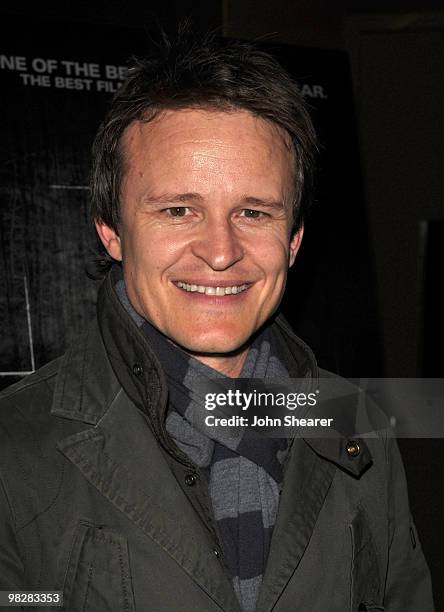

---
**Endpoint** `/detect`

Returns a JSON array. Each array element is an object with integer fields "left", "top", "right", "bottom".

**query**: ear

[
  {"left": 95, "top": 219, "right": 123, "bottom": 261},
  {"left": 288, "top": 225, "right": 304, "bottom": 267}
]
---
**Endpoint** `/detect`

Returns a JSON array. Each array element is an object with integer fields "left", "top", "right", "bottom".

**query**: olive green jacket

[{"left": 0, "top": 273, "right": 434, "bottom": 611}]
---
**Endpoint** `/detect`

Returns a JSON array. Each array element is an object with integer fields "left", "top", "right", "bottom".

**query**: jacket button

[
  {"left": 132, "top": 363, "right": 143, "bottom": 376},
  {"left": 185, "top": 473, "right": 197, "bottom": 486},
  {"left": 346, "top": 440, "right": 360, "bottom": 457},
  {"left": 213, "top": 548, "right": 220, "bottom": 557}
]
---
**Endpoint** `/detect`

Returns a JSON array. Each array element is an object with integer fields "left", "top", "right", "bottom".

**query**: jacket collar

[{"left": 52, "top": 267, "right": 166, "bottom": 419}]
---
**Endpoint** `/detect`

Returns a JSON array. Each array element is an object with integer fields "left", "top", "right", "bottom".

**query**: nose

[{"left": 190, "top": 218, "right": 244, "bottom": 270}]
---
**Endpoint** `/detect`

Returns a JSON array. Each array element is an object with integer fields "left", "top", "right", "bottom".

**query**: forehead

[{"left": 120, "top": 108, "right": 295, "bottom": 197}]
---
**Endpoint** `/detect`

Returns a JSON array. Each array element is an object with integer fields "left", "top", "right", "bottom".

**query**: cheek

[
  {"left": 255, "top": 235, "right": 290, "bottom": 272},
  {"left": 122, "top": 227, "right": 186, "bottom": 272},
  {"left": 254, "top": 240, "right": 290, "bottom": 308}
]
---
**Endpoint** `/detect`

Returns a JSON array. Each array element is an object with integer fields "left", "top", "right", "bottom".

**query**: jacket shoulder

[
  {"left": 0, "top": 357, "right": 61, "bottom": 403},
  {"left": 0, "top": 356, "right": 82, "bottom": 530},
  {"left": 0, "top": 355, "right": 66, "bottom": 446},
  {"left": 0, "top": 358, "right": 62, "bottom": 430}
]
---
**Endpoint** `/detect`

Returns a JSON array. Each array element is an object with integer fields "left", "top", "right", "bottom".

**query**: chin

[{"left": 174, "top": 330, "right": 250, "bottom": 357}]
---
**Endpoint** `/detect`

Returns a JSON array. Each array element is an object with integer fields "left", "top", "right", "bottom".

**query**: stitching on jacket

[
  {"left": 117, "top": 539, "right": 132, "bottom": 612},
  {"left": 0, "top": 468, "right": 27, "bottom": 582},
  {"left": 59, "top": 521, "right": 88, "bottom": 612},
  {"left": 82, "top": 560, "right": 95, "bottom": 611},
  {"left": 17, "top": 460, "right": 66, "bottom": 532}
]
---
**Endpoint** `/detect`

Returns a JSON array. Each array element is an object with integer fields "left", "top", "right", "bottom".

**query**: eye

[
  {"left": 164, "top": 207, "right": 190, "bottom": 217},
  {"left": 241, "top": 209, "right": 268, "bottom": 219}
]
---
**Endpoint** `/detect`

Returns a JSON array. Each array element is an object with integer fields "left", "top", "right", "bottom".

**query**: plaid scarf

[{"left": 115, "top": 279, "right": 290, "bottom": 612}]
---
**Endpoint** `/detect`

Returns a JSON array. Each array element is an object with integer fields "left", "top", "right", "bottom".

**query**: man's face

[{"left": 97, "top": 108, "right": 303, "bottom": 359}]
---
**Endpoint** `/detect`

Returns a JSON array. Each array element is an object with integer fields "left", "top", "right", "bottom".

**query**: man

[{"left": 0, "top": 30, "right": 434, "bottom": 611}]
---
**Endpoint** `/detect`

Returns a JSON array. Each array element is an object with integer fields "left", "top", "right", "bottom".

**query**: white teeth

[{"left": 176, "top": 282, "right": 248, "bottom": 295}]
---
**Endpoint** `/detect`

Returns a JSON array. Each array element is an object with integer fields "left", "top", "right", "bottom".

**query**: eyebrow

[
  {"left": 141, "top": 192, "right": 204, "bottom": 205},
  {"left": 241, "top": 196, "right": 285, "bottom": 210},
  {"left": 141, "top": 192, "right": 284, "bottom": 209}
]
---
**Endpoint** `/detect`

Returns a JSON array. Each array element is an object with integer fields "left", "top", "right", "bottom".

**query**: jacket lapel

[{"left": 52, "top": 323, "right": 241, "bottom": 612}]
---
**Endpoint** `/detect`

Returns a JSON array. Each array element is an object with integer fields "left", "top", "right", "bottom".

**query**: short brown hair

[{"left": 90, "top": 26, "right": 318, "bottom": 275}]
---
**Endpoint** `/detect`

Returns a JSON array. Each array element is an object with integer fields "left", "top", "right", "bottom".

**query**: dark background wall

[{"left": 1, "top": 1, "right": 443, "bottom": 607}]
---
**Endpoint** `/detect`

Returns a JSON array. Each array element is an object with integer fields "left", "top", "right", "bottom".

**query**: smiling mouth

[{"left": 174, "top": 281, "right": 250, "bottom": 296}]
